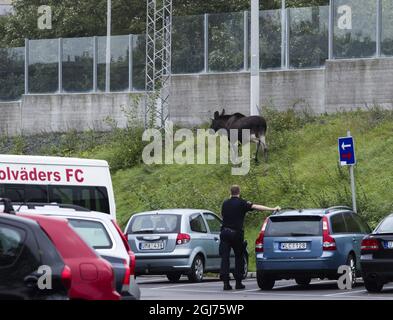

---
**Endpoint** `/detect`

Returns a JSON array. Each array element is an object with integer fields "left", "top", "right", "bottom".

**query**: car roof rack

[
  {"left": 325, "top": 206, "right": 353, "bottom": 213},
  {"left": 0, "top": 198, "right": 16, "bottom": 214},
  {"left": 14, "top": 202, "right": 91, "bottom": 212}
]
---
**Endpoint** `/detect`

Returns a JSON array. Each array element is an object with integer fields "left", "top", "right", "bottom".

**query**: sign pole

[
  {"left": 106, "top": 0, "right": 111, "bottom": 93},
  {"left": 347, "top": 131, "right": 357, "bottom": 213}
]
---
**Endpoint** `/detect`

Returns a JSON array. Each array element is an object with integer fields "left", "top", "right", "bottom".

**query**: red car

[{"left": 21, "top": 214, "right": 120, "bottom": 300}]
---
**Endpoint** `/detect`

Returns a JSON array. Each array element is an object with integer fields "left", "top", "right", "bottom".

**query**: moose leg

[
  {"left": 251, "top": 134, "right": 261, "bottom": 164},
  {"left": 260, "top": 135, "right": 268, "bottom": 162},
  {"left": 229, "top": 142, "right": 238, "bottom": 164},
  {"left": 255, "top": 141, "right": 261, "bottom": 164}
]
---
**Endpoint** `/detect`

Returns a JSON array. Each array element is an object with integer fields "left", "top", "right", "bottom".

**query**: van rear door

[{"left": 263, "top": 215, "right": 323, "bottom": 259}]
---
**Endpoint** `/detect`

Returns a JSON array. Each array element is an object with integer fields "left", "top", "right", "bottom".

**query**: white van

[{"left": 0, "top": 155, "right": 116, "bottom": 218}]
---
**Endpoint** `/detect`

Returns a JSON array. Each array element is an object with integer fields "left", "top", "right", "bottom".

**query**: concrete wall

[
  {"left": 325, "top": 58, "right": 393, "bottom": 113},
  {"left": 169, "top": 68, "right": 326, "bottom": 126},
  {"left": 0, "top": 101, "right": 21, "bottom": 136},
  {"left": 0, "top": 93, "right": 145, "bottom": 136},
  {"left": 1, "top": 57, "right": 393, "bottom": 135}
]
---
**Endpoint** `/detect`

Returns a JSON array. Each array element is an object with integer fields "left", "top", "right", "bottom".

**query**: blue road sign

[{"left": 338, "top": 136, "right": 356, "bottom": 166}]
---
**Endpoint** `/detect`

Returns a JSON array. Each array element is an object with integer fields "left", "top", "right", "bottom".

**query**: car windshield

[
  {"left": 375, "top": 216, "right": 393, "bottom": 234},
  {"left": 265, "top": 216, "right": 322, "bottom": 237},
  {"left": 127, "top": 214, "right": 181, "bottom": 234}
]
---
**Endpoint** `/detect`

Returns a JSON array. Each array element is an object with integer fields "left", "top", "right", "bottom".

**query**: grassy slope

[{"left": 100, "top": 110, "right": 393, "bottom": 271}]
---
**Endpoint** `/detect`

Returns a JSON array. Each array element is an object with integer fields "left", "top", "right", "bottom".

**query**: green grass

[{"left": 3, "top": 107, "right": 393, "bottom": 271}]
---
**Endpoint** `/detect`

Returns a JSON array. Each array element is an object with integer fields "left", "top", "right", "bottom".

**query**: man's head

[{"left": 230, "top": 185, "right": 240, "bottom": 197}]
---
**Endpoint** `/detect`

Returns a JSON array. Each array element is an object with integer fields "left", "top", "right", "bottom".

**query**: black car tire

[
  {"left": 167, "top": 273, "right": 182, "bottom": 283},
  {"left": 295, "top": 277, "right": 311, "bottom": 287},
  {"left": 364, "top": 278, "right": 384, "bottom": 293},
  {"left": 257, "top": 271, "right": 275, "bottom": 290},
  {"left": 188, "top": 255, "right": 204, "bottom": 283}
]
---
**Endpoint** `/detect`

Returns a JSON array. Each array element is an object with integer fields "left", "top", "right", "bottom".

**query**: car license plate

[
  {"left": 280, "top": 242, "right": 307, "bottom": 250},
  {"left": 385, "top": 241, "right": 393, "bottom": 249},
  {"left": 141, "top": 242, "right": 164, "bottom": 250}
]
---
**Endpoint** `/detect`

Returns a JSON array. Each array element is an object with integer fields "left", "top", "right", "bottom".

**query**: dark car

[
  {"left": 361, "top": 213, "right": 393, "bottom": 293},
  {"left": 0, "top": 210, "right": 70, "bottom": 300}
]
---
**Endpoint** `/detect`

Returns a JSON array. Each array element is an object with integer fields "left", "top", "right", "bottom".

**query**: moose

[{"left": 210, "top": 109, "right": 268, "bottom": 163}]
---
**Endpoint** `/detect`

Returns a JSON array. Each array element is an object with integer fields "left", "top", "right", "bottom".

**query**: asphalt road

[{"left": 137, "top": 276, "right": 393, "bottom": 300}]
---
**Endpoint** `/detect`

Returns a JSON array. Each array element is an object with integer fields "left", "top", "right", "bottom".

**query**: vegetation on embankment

[{"left": 2, "top": 106, "right": 393, "bottom": 270}]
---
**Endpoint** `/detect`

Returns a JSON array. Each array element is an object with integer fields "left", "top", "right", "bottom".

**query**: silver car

[{"left": 124, "top": 209, "right": 248, "bottom": 282}]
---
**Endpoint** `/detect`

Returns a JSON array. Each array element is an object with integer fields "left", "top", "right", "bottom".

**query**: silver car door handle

[{"left": 214, "top": 237, "right": 220, "bottom": 242}]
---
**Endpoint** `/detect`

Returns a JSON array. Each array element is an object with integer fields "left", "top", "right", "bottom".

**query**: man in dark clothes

[{"left": 220, "top": 185, "right": 280, "bottom": 290}]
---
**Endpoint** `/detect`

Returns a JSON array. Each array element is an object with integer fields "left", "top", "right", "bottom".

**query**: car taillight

[
  {"left": 129, "top": 251, "right": 136, "bottom": 276},
  {"left": 176, "top": 233, "right": 191, "bottom": 245},
  {"left": 322, "top": 216, "right": 336, "bottom": 251},
  {"left": 361, "top": 237, "right": 379, "bottom": 251},
  {"left": 61, "top": 265, "right": 72, "bottom": 290},
  {"left": 255, "top": 218, "right": 269, "bottom": 253},
  {"left": 122, "top": 259, "right": 131, "bottom": 286}
]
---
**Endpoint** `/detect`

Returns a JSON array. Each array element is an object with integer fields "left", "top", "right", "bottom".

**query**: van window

[
  {"left": 0, "top": 184, "right": 110, "bottom": 214},
  {"left": 265, "top": 216, "right": 322, "bottom": 237}
]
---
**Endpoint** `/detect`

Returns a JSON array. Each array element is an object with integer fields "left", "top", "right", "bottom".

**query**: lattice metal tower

[{"left": 145, "top": 0, "right": 173, "bottom": 129}]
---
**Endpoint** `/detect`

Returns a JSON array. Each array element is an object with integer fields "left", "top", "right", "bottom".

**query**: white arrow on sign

[{"left": 341, "top": 142, "right": 351, "bottom": 150}]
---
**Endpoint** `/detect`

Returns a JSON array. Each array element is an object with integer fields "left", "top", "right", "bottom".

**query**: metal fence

[{"left": 1, "top": 1, "right": 393, "bottom": 101}]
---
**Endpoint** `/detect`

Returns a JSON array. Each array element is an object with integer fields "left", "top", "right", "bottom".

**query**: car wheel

[
  {"left": 295, "top": 277, "right": 311, "bottom": 287},
  {"left": 257, "top": 271, "right": 275, "bottom": 290},
  {"left": 346, "top": 254, "right": 357, "bottom": 287},
  {"left": 188, "top": 255, "right": 204, "bottom": 283},
  {"left": 167, "top": 273, "right": 182, "bottom": 283},
  {"left": 364, "top": 278, "right": 384, "bottom": 293}
]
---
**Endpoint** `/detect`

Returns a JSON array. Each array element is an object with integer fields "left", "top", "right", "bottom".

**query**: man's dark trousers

[{"left": 219, "top": 227, "right": 244, "bottom": 281}]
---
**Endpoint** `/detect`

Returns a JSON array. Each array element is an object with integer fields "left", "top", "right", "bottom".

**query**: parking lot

[{"left": 137, "top": 276, "right": 393, "bottom": 300}]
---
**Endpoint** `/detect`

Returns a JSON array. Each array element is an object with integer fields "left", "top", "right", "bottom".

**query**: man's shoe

[
  {"left": 235, "top": 281, "right": 246, "bottom": 290},
  {"left": 223, "top": 282, "right": 233, "bottom": 291}
]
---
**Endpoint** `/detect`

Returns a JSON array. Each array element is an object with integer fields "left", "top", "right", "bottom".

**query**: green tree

[{"left": 0, "top": 0, "right": 330, "bottom": 47}]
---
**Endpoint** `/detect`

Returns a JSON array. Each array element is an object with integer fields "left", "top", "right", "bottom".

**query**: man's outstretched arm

[{"left": 252, "top": 204, "right": 281, "bottom": 212}]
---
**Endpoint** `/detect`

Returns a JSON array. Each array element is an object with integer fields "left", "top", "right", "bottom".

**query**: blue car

[{"left": 255, "top": 207, "right": 371, "bottom": 290}]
